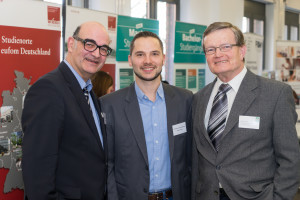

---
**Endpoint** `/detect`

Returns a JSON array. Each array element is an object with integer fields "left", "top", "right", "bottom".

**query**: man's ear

[
  {"left": 67, "top": 37, "right": 75, "bottom": 53},
  {"left": 128, "top": 55, "right": 132, "bottom": 67},
  {"left": 240, "top": 45, "right": 247, "bottom": 61}
]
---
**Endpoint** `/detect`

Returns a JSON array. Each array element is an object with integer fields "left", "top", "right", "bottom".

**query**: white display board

[{"left": 244, "top": 32, "right": 264, "bottom": 75}]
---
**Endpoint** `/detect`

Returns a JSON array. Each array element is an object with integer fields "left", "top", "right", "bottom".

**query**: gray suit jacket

[
  {"left": 191, "top": 70, "right": 300, "bottom": 200},
  {"left": 100, "top": 82, "right": 193, "bottom": 200}
]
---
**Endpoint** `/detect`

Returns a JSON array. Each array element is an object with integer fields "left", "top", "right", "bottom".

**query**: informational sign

[
  {"left": 276, "top": 41, "right": 300, "bottom": 95},
  {"left": 175, "top": 69, "right": 187, "bottom": 88},
  {"left": 244, "top": 33, "right": 264, "bottom": 75},
  {"left": 116, "top": 15, "right": 159, "bottom": 61},
  {"left": 198, "top": 69, "right": 206, "bottom": 90},
  {"left": 188, "top": 69, "right": 197, "bottom": 89},
  {"left": 0, "top": 1, "right": 61, "bottom": 199},
  {"left": 174, "top": 21, "right": 206, "bottom": 63},
  {"left": 119, "top": 68, "right": 134, "bottom": 89}
]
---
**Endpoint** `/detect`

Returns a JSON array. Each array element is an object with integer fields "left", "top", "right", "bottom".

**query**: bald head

[{"left": 72, "top": 21, "right": 110, "bottom": 44}]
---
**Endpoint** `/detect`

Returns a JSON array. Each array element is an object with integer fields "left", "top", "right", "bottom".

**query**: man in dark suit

[
  {"left": 191, "top": 22, "right": 300, "bottom": 200},
  {"left": 100, "top": 31, "right": 192, "bottom": 200},
  {"left": 21, "top": 21, "right": 112, "bottom": 200}
]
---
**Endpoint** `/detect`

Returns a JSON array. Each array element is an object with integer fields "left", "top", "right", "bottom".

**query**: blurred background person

[{"left": 92, "top": 70, "right": 114, "bottom": 98}]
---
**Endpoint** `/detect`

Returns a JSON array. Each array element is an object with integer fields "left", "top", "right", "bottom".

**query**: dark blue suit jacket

[{"left": 22, "top": 62, "right": 107, "bottom": 200}]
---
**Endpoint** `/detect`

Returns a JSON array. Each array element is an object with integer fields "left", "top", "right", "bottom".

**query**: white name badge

[
  {"left": 239, "top": 115, "right": 260, "bottom": 129},
  {"left": 172, "top": 122, "right": 187, "bottom": 136}
]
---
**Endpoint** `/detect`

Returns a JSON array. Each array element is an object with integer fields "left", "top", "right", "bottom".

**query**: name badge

[
  {"left": 239, "top": 115, "right": 260, "bottom": 129},
  {"left": 172, "top": 122, "right": 187, "bottom": 136}
]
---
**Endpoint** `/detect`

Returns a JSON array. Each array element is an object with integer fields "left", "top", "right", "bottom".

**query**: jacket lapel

[
  {"left": 124, "top": 84, "right": 149, "bottom": 165},
  {"left": 195, "top": 80, "right": 217, "bottom": 151},
  {"left": 219, "top": 70, "right": 258, "bottom": 147},
  {"left": 91, "top": 92, "right": 106, "bottom": 152},
  {"left": 163, "top": 84, "right": 175, "bottom": 161},
  {"left": 59, "top": 62, "right": 104, "bottom": 152}
]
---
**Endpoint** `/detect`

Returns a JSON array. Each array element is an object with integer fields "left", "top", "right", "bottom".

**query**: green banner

[
  {"left": 116, "top": 15, "right": 159, "bottom": 61},
  {"left": 174, "top": 22, "right": 206, "bottom": 63},
  {"left": 119, "top": 68, "right": 134, "bottom": 89},
  {"left": 198, "top": 69, "right": 205, "bottom": 90},
  {"left": 175, "top": 69, "right": 186, "bottom": 89},
  {"left": 188, "top": 69, "right": 197, "bottom": 89}
]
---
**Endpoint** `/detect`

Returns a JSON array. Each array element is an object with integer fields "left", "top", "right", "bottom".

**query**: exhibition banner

[
  {"left": 0, "top": 1, "right": 61, "bottom": 199},
  {"left": 175, "top": 69, "right": 187, "bottom": 88},
  {"left": 275, "top": 41, "right": 300, "bottom": 138},
  {"left": 275, "top": 40, "right": 300, "bottom": 92},
  {"left": 116, "top": 15, "right": 159, "bottom": 61},
  {"left": 174, "top": 21, "right": 206, "bottom": 63},
  {"left": 244, "top": 33, "right": 263, "bottom": 75},
  {"left": 198, "top": 69, "right": 205, "bottom": 90}
]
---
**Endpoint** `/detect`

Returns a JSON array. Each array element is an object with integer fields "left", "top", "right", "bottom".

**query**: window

[
  {"left": 285, "top": 11, "right": 299, "bottom": 41},
  {"left": 131, "top": 0, "right": 149, "bottom": 18},
  {"left": 243, "top": 0, "right": 265, "bottom": 70},
  {"left": 243, "top": 0, "right": 265, "bottom": 35},
  {"left": 242, "top": 17, "right": 250, "bottom": 33},
  {"left": 156, "top": 0, "right": 177, "bottom": 82}
]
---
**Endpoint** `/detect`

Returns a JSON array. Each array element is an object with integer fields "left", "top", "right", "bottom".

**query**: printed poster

[
  {"left": 0, "top": 1, "right": 61, "bottom": 199},
  {"left": 174, "top": 21, "right": 206, "bottom": 63},
  {"left": 244, "top": 33, "right": 264, "bottom": 75}
]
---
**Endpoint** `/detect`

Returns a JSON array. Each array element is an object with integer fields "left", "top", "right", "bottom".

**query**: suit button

[
  {"left": 216, "top": 165, "right": 221, "bottom": 170},
  {"left": 214, "top": 190, "right": 219, "bottom": 195},
  {"left": 144, "top": 188, "right": 148, "bottom": 193},
  {"left": 145, "top": 166, "right": 149, "bottom": 171}
]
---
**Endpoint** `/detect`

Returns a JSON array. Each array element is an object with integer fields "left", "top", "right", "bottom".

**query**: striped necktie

[
  {"left": 207, "top": 84, "right": 232, "bottom": 151},
  {"left": 83, "top": 86, "right": 91, "bottom": 110}
]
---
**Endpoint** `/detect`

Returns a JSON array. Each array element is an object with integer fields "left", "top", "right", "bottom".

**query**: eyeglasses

[
  {"left": 204, "top": 44, "right": 239, "bottom": 55},
  {"left": 73, "top": 36, "right": 112, "bottom": 56}
]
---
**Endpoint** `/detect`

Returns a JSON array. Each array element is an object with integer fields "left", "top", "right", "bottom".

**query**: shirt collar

[
  {"left": 215, "top": 66, "right": 247, "bottom": 93},
  {"left": 64, "top": 60, "right": 93, "bottom": 92},
  {"left": 135, "top": 82, "right": 165, "bottom": 101}
]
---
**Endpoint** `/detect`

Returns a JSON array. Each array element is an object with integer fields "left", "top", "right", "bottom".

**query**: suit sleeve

[
  {"left": 272, "top": 85, "right": 300, "bottom": 200},
  {"left": 22, "top": 78, "right": 64, "bottom": 200},
  {"left": 100, "top": 100, "right": 119, "bottom": 200}
]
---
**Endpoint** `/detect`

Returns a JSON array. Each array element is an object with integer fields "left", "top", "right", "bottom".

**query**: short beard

[{"left": 134, "top": 68, "right": 162, "bottom": 82}]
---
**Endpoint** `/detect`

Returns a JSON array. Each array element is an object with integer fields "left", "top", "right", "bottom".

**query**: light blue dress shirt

[
  {"left": 64, "top": 60, "right": 103, "bottom": 147},
  {"left": 135, "top": 82, "right": 171, "bottom": 192}
]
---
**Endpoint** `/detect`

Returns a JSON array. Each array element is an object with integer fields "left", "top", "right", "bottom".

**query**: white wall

[
  {"left": 286, "top": 0, "right": 300, "bottom": 11},
  {"left": 89, "top": 0, "right": 131, "bottom": 15}
]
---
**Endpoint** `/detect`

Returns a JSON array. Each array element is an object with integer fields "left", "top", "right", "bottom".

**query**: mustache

[{"left": 142, "top": 63, "right": 155, "bottom": 67}]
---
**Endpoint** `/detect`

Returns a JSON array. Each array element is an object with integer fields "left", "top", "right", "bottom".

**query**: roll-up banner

[
  {"left": 0, "top": 0, "right": 61, "bottom": 199},
  {"left": 173, "top": 21, "right": 206, "bottom": 93}
]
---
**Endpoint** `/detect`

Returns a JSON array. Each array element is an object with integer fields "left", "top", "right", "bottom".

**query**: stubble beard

[{"left": 134, "top": 65, "right": 162, "bottom": 82}]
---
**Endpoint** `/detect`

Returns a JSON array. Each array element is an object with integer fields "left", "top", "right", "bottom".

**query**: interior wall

[
  {"left": 89, "top": 0, "right": 131, "bottom": 15},
  {"left": 286, "top": 0, "right": 300, "bottom": 11}
]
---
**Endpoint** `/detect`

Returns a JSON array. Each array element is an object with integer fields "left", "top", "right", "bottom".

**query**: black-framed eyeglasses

[
  {"left": 204, "top": 44, "right": 239, "bottom": 55},
  {"left": 73, "top": 36, "right": 112, "bottom": 56}
]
